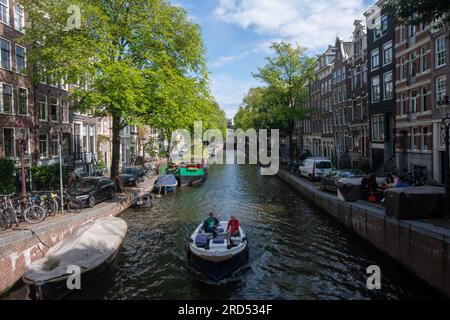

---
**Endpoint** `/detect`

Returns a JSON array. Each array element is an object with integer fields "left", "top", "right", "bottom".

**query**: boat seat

[
  {"left": 213, "top": 235, "right": 226, "bottom": 244},
  {"left": 195, "top": 234, "right": 209, "bottom": 247},
  {"left": 230, "top": 236, "right": 242, "bottom": 245}
]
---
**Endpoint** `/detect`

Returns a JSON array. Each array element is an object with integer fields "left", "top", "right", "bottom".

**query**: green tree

[
  {"left": 21, "top": 0, "right": 207, "bottom": 183},
  {"left": 252, "top": 42, "right": 316, "bottom": 160},
  {"left": 385, "top": 0, "right": 450, "bottom": 27}
]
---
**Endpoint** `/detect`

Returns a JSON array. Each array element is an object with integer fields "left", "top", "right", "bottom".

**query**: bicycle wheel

[
  {"left": 0, "top": 209, "right": 8, "bottom": 231},
  {"left": 66, "top": 199, "right": 84, "bottom": 213},
  {"left": 24, "top": 206, "right": 46, "bottom": 224}
]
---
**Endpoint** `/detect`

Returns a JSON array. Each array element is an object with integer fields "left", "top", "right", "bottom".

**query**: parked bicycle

[
  {"left": 60, "top": 191, "right": 84, "bottom": 213},
  {"left": 0, "top": 194, "right": 47, "bottom": 226}
]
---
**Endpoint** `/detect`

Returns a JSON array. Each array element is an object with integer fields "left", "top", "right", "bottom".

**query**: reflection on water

[{"left": 69, "top": 161, "right": 442, "bottom": 300}]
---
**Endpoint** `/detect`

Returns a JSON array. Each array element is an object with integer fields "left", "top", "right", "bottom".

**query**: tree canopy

[
  {"left": 235, "top": 42, "right": 316, "bottom": 160},
  {"left": 385, "top": 0, "right": 450, "bottom": 27},
  {"left": 21, "top": 0, "right": 225, "bottom": 178}
]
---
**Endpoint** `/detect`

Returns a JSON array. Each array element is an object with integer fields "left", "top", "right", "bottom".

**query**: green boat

[{"left": 162, "top": 163, "right": 207, "bottom": 187}]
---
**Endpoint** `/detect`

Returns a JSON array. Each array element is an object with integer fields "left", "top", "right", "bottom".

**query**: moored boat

[
  {"left": 152, "top": 174, "right": 178, "bottom": 194},
  {"left": 132, "top": 193, "right": 153, "bottom": 209},
  {"left": 23, "top": 216, "right": 128, "bottom": 300},
  {"left": 187, "top": 221, "right": 248, "bottom": 282}
]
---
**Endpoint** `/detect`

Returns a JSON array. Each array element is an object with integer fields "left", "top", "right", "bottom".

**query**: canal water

[{"left": 70, "top": 161, "right": 441, "bottom": 300}]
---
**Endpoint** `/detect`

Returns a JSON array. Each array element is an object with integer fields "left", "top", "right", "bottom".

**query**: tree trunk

[
  {"left": 288, "top": 133, "right": 294, "bottom": 161},
  {"left": 166, "top": 138, "right": 171, "bottom": 164},
  {"left": 111, "top": 115, "right": 123, "bottom": 193}
]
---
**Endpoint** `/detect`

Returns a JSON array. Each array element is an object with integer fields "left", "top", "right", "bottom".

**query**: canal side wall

[
  {"left": 277, "top": 169, "right": 450, "bottom": 298},
  {"left": 0, "top": 179, "right": 155, "bottom": 295}
]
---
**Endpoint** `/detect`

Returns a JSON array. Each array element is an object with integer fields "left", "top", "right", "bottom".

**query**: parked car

[
  {"left": 120, "top": 166, "right": 145, "bottom": 186},
  {"left": 68, "top": 177, "right": 116, "bottom": 208},
  {"left": 320, "top": 169, "right": 367, "bottom": 192},
  {"left": 299, "top": 158, "right": 334, "bottom": 181}
]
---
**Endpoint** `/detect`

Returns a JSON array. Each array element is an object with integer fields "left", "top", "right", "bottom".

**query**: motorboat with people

[
  {"left": 152, "top": 174, "right": 178, "bottom": 195},
  {"left": 132, "top": 193, "right": 153, "bottom": 209},
  {"left": 187, "top": 217, "right": 248, "bottom": 282},
  {"left": 23, "top": 216, "right": 128, "bottom": 300}
]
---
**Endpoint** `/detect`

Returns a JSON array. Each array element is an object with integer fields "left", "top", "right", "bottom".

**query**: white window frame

[
  {"left": 372, "top": 76, "right": 380, "bottom": 103},
  {"left": 410, "top": 90, "right": 417, "bottom": 114},
  {"left": 436, "top": 75, "right": 447, "bottom": 104},
  {"left": 0, "top": 37, "right": 11, "bottom": 70},
  {"left": 421, "top": 87, "right": 428, "bottom": 112},
  {"left": 3, "top": 127, "right": 15, "bottom": 158},
  {"left": 382, "top": 41, "right": 392, "bottom": 66},
  {"left": 38, "top": 94, "right": 48, "bottom": 121},
  {"left": 435, "top": 35, "right": 446, "bottom": 68},
  {"left": 15, "top": 44, "right": 26, "bottom": 74},
  {"left": 371, "top": 49, "right": 380, "bottom": 70},
  {"left": 62, "top": 100, "right": 69, "bottom": 123},
  {"left": 17, "top": 86, "right": 28, "bottom": 116},
  {"left": 419, "top": 46, "right": 427, "bottom": 72},
  {"left": 0, "top": 0, "right": 9, "bottom": 26},
  {"left": 50, "top": 97, "right": 59, "bottom": 122},
  {"left": 14, "top": 3, "right": 25, "bottom": 33},
  {"left": 39, "top": 134, "right": 49, "bottom": 159},
  {"left": 383, "top": 71, "right": 393, "bottom": 101},
  {"left": 371, "top": 114, "right": 384, "bottom": 142},
  {"left": 0, "top": 82, "right": 13, "bottom": 114}
]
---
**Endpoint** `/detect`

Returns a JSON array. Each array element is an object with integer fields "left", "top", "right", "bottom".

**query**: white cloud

[
  {"left": 214, "top": 0, "right": 366, "bottom": 50},
  {"left": 210, "top": 73, "right": 261, "bottom": 118}
]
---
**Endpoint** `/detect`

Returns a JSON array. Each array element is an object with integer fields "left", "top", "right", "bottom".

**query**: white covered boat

[
  {"left": 23, "top": 216, "right": 128, "bottom": 300},
  {"left": 187, "top": 221, "right": 248, "bottom": 281}
]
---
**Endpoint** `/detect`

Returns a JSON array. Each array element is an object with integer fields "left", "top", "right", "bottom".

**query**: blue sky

[{"left": 171, "top": 0, "right": 373, "bottom": 120}]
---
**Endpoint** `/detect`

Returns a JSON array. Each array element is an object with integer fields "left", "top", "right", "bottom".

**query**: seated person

[
  {"left": 227, "top": 214, "right": 240, "bottom": 248},
  {"left": 202, "top": 212, "right": 219, "bottom": 233}
]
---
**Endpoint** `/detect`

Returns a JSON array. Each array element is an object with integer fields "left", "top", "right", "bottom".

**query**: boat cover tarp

[
  {"left": 336, "top": 177, "right": 363, "bottom": 202},
  {"left": 385, "top": 186, "right": 445, "bottom": 220},
  {"left": 24, "top": 216, "right": 128, "bottom": 283},
  {"left": 156, "top": 175, "right": 178, "bottom": 187},
  {"left": 336, "top": 177, "right": 386, "bottom": 202}
]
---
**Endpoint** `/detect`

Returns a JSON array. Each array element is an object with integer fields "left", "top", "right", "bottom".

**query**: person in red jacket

[{"left": 227, "top": 214, "right": 240, "bottom": 248}]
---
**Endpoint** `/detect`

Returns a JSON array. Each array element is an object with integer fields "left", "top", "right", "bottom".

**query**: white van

[{"left": 299, "top": 158, "right": 333, "bottom": 181}]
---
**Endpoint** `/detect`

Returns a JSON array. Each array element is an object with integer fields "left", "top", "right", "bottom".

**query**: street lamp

[
  {"left": 16, "top": 130, "right": 28, "bottom": 197},
  {"left": 441, "top": 115, "right": 450, "bottom": 217},
  {"left": 51, "top": 127, "right": 64, "bottom": 214}
]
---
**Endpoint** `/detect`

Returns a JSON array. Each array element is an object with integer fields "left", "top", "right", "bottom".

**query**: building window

[
  {"left": 371, "top": 49, "right": 380, "bottom": 70},
  {"left": 409, "top": 52, "right": 417, "bottom": 79},
  {"left": 400, "top": 57, "right": 407, "bottom": 80},
  {"left": 62, "top": 100, "right": 69, "bottom": 123},
  {"left": 421, "top": 127, "right": 428, "bottom": 151},
  {"left": 400, "top": 93, "right": 407, "bottom": 115},
  {"left": 410, "top": 90, "right": 417, "bottom": 114},
  {"left": 412, "top": 128, "right": 420, "bottom": 151},
  {"left": 374, "top": 15, "right": 388, "bottom": 40},
  {"left": 399, "top": 26, "right": 405, "bottom": 43},
  {"left": 419, "top": 46, "right": 427, "bottom": 72},
  {"left": 0, "top": 38, "right": 11, "bottom": 70},
  {"left": 39, "top": 134, "right": 48, "bottom": 158},
  {"left": 16, "top": 128, "right": 29, "bottom": 155},
  {"left": 435, "top": 35, "right": 446, "bottom": 68},
  {"left": 421, "top": 87, "right": 428, "bottom": 112},
  {"left": 38, "top": 94, "right": 47, "bottom": 121},
  {"left": 383, "top": 72, "right": 393, "bottom": 100},
  {"left": 1, "top": 83, "right": 12, "bottom": 113},
  {"left": 436, "top": 75, "right": 447, "bottom": 104},
  {"left": 50, "top": 97, "right": 59, "bottom": 122},
  {"left": 383, "top": 41, "right": 392, "bottom": 65},
  {"left": 0, "top": 0, "right": 8, "bottom": 25},
  {"left": 3, "top": 128, "right": 14, "bottom": 157},
  {"left": 14, "top": 3, "right": 24, "bottom": 33},
  {"left": 17, "top": 87, "right": 27, "bottom": 115},
  {"left": 371, "top": 76, "right": 380, "bottom": 102},
  {"left": 371, "top": 114, "right": 384, "bottom": 142},
  {"left": 362, "top": 64, "right": 367, "bottom": 84},
  {"left": 15, "top": 45, "right": 26, "bottom": 74}
]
